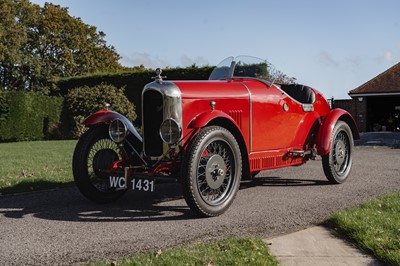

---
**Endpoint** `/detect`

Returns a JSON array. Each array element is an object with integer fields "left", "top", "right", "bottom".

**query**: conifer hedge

[{"left": 0, "top": 92, "right": 63, "bottom": 142}]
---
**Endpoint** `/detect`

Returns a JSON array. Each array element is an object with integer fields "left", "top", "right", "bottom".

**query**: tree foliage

[
  {"left": 272, "top": 70, "right": 297, "bottom": 84},
  {"left": 0, "top": 0, "right": 121, "bottom": 93}
]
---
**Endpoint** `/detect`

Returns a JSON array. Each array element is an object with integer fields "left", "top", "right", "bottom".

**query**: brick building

[{"left": 333, "top": 63, "right": 400, "bottom": 132}]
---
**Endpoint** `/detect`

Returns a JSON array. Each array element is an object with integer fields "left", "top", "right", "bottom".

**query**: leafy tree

[
  {"left": 0, "top": 0, "right": 122, "bottom": 93},
  {"left": 0, "top": 0, "right": 30, "bottom": 90},
  {"left": 272, "top": 70, "right": 297, "bottom": 84}
]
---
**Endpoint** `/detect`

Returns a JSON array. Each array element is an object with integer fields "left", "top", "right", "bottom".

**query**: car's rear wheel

[
  {"left": 73, "top": 124, "right": 126, "bottom": 203},
  {"left": 322, "top": 121, "right": 354, "bottom": 184},
  {"left": 181, "top": 126, "right": 242, "bottom": 217}
]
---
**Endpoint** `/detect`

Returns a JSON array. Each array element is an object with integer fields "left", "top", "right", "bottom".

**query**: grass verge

[
  {"left": 327, "top": 192, "right": 400, "bottom": 265},
  {"left": 0, "top": 140, "right": 76, "bottom": 194},
  {"left": 92, "top": 237, "right": 278, "bottom": 266}
]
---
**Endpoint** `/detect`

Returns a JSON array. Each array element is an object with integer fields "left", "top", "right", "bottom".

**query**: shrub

[{"left": 64, "top": 83, "right": 136, "bottom": 138}]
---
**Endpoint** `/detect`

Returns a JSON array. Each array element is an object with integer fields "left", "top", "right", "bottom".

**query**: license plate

[{"left": 109, "top": 176, "right": 155, "bottom": 192}]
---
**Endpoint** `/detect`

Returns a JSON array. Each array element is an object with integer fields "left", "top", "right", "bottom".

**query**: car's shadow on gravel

[
  {"left": 240, "top": 176, "right": 331, "bottom": 189},
  {"left": 1, "top": 176, "right": 332, "bottom": 222},
  {"left": 0, "top": 183, "right": 199, "bottom": 222}
]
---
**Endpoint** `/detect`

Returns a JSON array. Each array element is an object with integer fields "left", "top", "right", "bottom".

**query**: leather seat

[{"left": 280, "top": 84, "right": 316, "bottom": 104}]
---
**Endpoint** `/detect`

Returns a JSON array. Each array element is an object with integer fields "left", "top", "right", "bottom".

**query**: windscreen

[{"left": 209, "top": 56, "right": 278, "bottom": 84}]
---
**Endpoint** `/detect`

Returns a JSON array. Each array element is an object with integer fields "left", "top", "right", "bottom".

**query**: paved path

[{"left": 267, "top": 226, "right": 382, "bottom": 266}]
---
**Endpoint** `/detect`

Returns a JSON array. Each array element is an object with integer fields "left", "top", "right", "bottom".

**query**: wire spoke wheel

[
  {"left": 87, "top": 138, "right": 120, "bottom": 192},
  {"left": 73, "top": 125, "right": 126, "bottom": 203},
  {"left": 332, "top": 131, "right": 350, "bottom": 175},
  {"left": 198, "top": 140, "right": 234, "bottom": 205},
  {"left": 322, "top": 121, "right": 354, "bottom": 184},
  {"left": 182, "top": 126, "right": 242, "bottom": 217}
]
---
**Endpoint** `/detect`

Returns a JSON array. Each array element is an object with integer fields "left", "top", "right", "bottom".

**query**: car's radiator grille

[{"left": 143, "top": 90, "right": 163, "bottom": 157}]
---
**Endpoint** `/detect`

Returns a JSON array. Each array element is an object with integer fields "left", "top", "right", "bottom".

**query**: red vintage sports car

[{"left": 73, "top": 56, "right": 359, "bottom": 217}]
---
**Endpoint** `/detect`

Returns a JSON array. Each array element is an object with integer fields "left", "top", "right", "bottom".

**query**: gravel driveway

[{"left": 1, "top": 145, "right": 399, "bottom": 265}]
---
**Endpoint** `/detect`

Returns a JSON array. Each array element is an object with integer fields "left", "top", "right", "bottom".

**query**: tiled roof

[{"left": 349, "top": 62, "right": 400, "bottom": 95}]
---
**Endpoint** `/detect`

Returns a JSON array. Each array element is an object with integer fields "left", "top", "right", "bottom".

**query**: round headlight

[
  {"left": 109, "top": 119, "right": 128, "bottom": 143},
  {"left": 159, "top": 119, "right": 182, "bottom": 145}
]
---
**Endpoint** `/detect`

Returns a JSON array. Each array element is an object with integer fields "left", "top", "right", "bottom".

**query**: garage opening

[{"left": 367, "top": 96, "right": 400, "bottom": 131}]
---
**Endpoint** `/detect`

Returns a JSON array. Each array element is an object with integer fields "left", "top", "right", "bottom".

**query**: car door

[{"left": 248, "top": 82, "right": 307, "bottom": 152}]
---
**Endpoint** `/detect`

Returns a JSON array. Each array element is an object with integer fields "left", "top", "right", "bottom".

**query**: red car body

[{"left": 73, "top": 56, "right": 359, "bottom": 217}]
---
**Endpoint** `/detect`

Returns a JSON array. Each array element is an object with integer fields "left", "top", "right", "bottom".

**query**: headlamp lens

[
  {"left": 159, "top": 119, "right": 181, "bottom": 144},
  {"left": 109, "top": 119, "right": 128, "bottom": 143}
]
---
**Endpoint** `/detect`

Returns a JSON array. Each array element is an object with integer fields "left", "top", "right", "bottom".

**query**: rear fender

[
  {"left": 83, "top": 110, "right": 142, "bottom": 142},
  {"left": 316, "top": 108, "right": 359, "bottom": 155}
]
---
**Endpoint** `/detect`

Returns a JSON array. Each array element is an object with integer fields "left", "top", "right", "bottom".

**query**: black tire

[
  {"left": 322, "top": 121, "right": 354, "bottom": 184},
  {"left": 72, "top": 124, "right": 126, "bottom": 203},
  {"left": 181, "top": 126, "right": 242, "bottom": 217}
]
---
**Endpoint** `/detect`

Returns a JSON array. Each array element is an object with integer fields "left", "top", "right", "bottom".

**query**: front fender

[
  {"left": 316, "top": 108, "right": 359, "bottom": 155},
  {"left": 188, "top": 110, "right": 239, "bottom": 129},
  {"left": 83, "top": 110, "right": 142, "bottom": 142}
]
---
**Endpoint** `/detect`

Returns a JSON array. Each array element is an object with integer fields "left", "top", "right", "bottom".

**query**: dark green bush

[
  {"left": 64, "top": 83, "right": 136, "bottom": 138},
  {"left": 0, "top": 92, "right": 63, "bottom": 142}
]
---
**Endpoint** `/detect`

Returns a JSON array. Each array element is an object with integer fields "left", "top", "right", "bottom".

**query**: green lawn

[
  {"left": 327, "top": 192, "right": 400, "bottom": 265},
  {"left": 92, "top": 237, "right": 278, "bottom": 266},
  {"left": 0, "top": 140, "right": 76, "bottom": 194}
]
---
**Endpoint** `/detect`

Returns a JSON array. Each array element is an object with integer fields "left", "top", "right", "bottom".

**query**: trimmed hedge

[
  {"left": 0, "top": 92, "right": 63, "bottom": 142},
  {"left": 56, "top": 66, "right": 214, "bottom": 124}
]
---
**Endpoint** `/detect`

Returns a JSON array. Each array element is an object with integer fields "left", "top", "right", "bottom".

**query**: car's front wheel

[
  {"left": 72, "top": 124, "right": 126, "bottom": 203},
  {"left": 181, "top": 126, "right": 242, "bottom": 217},
  {"left": 322, "top": 121, "right": 354, "bottom": 184}
]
